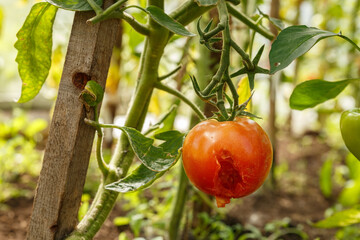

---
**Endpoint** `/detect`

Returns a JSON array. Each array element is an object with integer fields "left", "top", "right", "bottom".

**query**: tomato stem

[{"left": 154, "top": 82, "right": 206, "bottom": 121}]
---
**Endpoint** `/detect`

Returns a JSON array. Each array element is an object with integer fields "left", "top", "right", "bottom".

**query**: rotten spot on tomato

[
  {"left": 72, "top": 72, "right": 91, "bottom": 89},
  {"left": 182, "top": 117, "right": 273, "bottom": 208},
  {"left": 217, "top": 160, "right": 241, "bottom": 190}
]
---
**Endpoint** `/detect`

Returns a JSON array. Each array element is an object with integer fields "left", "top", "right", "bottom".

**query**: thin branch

[
  {"left": 113, "top": 12, "right": 150, "bottom": 35},
  {"left": 227, "top": 3, "right": 275, "bottom": 40},
  {"left": 154, "top": 82, "right": 206, "bottom": 121},
  {"left": 158, "top": 65, "right": 182, "bottom": 81}
]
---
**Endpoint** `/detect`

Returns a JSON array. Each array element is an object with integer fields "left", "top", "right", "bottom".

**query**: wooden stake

[{"left": 27, "top": 2, "right": 119, "bottom": 239}]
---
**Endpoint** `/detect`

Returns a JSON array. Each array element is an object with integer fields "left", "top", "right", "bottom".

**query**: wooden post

[{"left": 27, "top": 2, "right": 119, "bottom": 239}]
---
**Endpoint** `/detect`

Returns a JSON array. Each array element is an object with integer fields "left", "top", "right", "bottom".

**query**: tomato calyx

[{"left": 208, "top": 92, "right": 261, "bottom": 122}]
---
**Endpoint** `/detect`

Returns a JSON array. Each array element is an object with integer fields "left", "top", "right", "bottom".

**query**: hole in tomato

[{"left": 217, "top": 160, "right": 241, "bottom": 190}]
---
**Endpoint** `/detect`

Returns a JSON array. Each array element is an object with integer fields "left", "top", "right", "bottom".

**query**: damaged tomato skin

[{"left": 182, "top": 117, "right": 273, "bottom": 207}]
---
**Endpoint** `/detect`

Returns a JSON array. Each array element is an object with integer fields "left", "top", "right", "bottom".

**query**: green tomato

[{"left": 340, "top": 108, "right": 360, "bottom": 161}]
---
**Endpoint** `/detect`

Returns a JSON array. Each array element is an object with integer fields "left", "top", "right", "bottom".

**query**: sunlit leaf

[
  {"left": 313, "top": 207, "right": 360, "bottom": 228},
  {"left": 237, "top": 76, "right": 252, "bottom": 112},
  {"left": 15, "top": 2, "right": 58, "bottom": 103},
  {"left": 195, "top": 0, "right": 218, "bottom": 6},
  {"left": 269, "top": 26, "right": 337, "bottom": 74},
  {"left": 46, "top": 0, "right": 102, "bottom": 11},
  {"left": 146, "top": 6, "right": 195, "bottom": 36},
  {"left": 289, "top": 79, "right": 355, "bottom": 110}
]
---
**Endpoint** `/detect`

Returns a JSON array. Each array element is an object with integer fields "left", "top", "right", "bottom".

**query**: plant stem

[
  {"left": 88, "top": 0, "right": 128, "bottom": 23},
  {"left": 86, "top": 0, "right": 103, "bottom": 14},
  {"left": 112, "top": 11, "right": 150, "bottom": 35},
  {"left": 230, "top": 39, "right": 254, "bottom": 69},
  {"left": 154, "top": 82, "right": 206, "bottom": 121},
  {"left": 168, "top": 164, "right": 189, "bottom": 240},
  {"left": 158, "top": 65, "right": 182, "bottom": 81},
  {"left": 94, "top": 108, "right": 109, "bottom": 178}
]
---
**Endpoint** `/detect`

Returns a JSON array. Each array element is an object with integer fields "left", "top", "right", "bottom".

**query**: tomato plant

[
  {"left": 340, "top": 108, "right": 360, "bottom": 161},
  {"left": 182, "top": 117, "right": 273, "bottom": 207}
]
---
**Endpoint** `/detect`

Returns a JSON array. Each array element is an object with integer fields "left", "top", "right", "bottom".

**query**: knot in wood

[{"left": 72, "top": 72, "right": 91, "bottom": 89}]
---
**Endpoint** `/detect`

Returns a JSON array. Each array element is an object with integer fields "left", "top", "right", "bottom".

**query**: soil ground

[{"left": 0, "top": 132, "right": 343, "bottom": 240}]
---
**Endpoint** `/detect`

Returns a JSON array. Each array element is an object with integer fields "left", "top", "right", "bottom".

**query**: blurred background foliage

[{"left": 1, "top": 0, "right": 360, "bottom": 239}]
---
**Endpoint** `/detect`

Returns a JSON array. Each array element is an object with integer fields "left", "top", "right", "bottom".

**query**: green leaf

[
  {"left": 269, "top": 25, "right": 337, "bottom": 74},
  {"left": 105, "top": 164, "right": 165, "bottom": 193},
  {"left": 15, "top": 3, "right": 58, "bottom": 103},
  {"left": 146, "top": 104, "right": 178, "bottom": 135},
  {"left": 46, "top": 0, "right": 102, "bottom": 11},
  {"left": 121, "top": 127, "right": 183, "bottom": 171},
  {"left": 79, "top": 80, "right": 104, "bottom": 107},
  {"left": 289, "top": 79, "right": 354, "bottom": 110},
  {"left": 319, "top": 158, "right": 333, "bottom": 198},
  {"left": 258, "top": 8, "right": 284, "bottom": 30},
  {"left": 155, "top": 130, "right": 185, "bottom": 155},
  {"left": 146, "top": 6, "right": 195, "bottom": 37},
  {"left": 313, "top": 207, "right": 360, "bottom": 228},
  {"left": 195, "top": 0, "right": 218, "bottom": 6}
]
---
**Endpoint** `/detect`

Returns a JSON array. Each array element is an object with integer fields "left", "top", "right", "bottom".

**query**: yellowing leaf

[
  {"left": 237, "top": 76, "right": 252, "bottom": 111},
  {"left": 15, "top": 2, "right": 58, "bottom": 103}
]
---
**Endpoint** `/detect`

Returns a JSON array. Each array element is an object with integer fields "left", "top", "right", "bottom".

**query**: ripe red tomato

[{"left": 182, "top": 117, "right": 273, "bottom": 207}]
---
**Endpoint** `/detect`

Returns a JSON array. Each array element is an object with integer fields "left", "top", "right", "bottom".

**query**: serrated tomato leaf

[
  {"left": 269, "top": 25, "right": 337, "bottom": 74},
  {"left": 105, "top": 164, "right": 163, "bottom": 193},
  {"left": 121, "top": 127, "right": 184, "bottom": 172},
  {"left": 15, "top": 2, "right": 58, "bottom": 103},
  {"left": 146, "top": 6, "right": 195, "bottom": 37},
  {"left": 289, "top": 79, "right": 354, "bottom": 110},
  {"left": 155, "top": 130, "right": 185, "bottom": 155},
  {"left": 313, "top": 206, "right": 360, "bottom": 228},
  {"left": 195, "top": 0, "right": 218, "bottom": 6},
  {"left": 105, "top": 144, "right": 182, "bottom": 193},
  {"left": 46, "top": 0, "right": 102, "bottom": 11}
]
